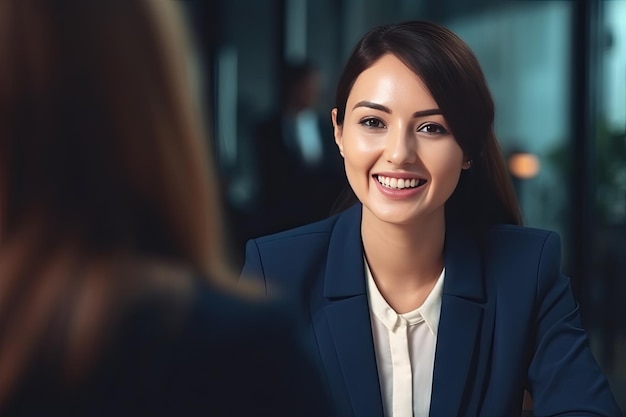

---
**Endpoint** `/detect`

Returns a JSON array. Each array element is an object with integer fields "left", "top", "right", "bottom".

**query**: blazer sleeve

[
  {"left": 238, "top": 238, "right": 338, "bottom": 415},
  {"left": 240, "top": 239, "right": 268, "bottom": 292},
  {"left": 527, "top": 231, "right": 621, "bottom": 416},
  {"left": 205, "top": 298, "right": 337, "bottom": 417}
]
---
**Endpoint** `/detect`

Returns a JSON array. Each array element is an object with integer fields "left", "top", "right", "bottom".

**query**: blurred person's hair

[
  {"left": 281, "top": 60, "right": 321, "bottom": 110},
  {"left": 282, "top": 60, "right": 318, "bottom": 93},
  {"left": 0, "top": 0, "right": 231, "bottom": 403}
]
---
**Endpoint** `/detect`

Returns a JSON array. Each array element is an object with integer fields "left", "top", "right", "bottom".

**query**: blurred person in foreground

[{"left": 0, "top": 0, "right": 334, "bottom": 416}]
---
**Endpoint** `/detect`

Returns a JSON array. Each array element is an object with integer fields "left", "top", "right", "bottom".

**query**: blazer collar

[
  {"left": 442, "top": 225, "right": 485, "bottom": 301},
  {"left": 431, "top": 224, "right": 488, "bottom": 417},
  {"left": 321, "top": 203, "right": 489, "bottom": 417},
  {"left": 323, "top": 203, "right": 485, "bottom": 301},
  {"left": 323, "top": 203, "right": 364, "bottom": 298},
  {"left": 320, "top": 203, "right": 383, "bottom": 417}
]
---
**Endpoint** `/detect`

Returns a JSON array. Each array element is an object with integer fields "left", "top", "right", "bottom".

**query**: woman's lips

[
  {"left": 373, "top": 174, "right": 427, "bottom": 199},
  {"left": 375, "top": 174, "right": 427, "bottom": 190}
]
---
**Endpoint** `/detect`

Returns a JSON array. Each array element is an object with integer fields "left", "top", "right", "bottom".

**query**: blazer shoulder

[
  {"left": 487, "top": 223, "right": 556, "bottom": 237},
  {"left": 483, "top": 224, "right": 563, "bottom": 285},
  {"left": 486, "top": 224, "right": 560, "bottom": 248},
  {"left": 253, "top": 211, "right": 343, "bottom": 244}
]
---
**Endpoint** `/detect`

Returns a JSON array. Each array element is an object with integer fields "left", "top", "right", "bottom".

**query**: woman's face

[{"left": 332, "top": 53, "right": 468, "bottom": 227}]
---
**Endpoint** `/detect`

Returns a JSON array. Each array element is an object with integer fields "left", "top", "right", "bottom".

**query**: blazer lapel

[
  {"left": 430, "top": 227, "right": 487, "bottom": 417},
  {"left": 319, "top": 204, "right": 384, "bottom": 417},
  {"left": 316, "top": 207, "right": 491, "bottom": 417}
]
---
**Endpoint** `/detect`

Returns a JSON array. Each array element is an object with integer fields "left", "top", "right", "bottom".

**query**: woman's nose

[{"left": 384, "top": 127, "right": 417, "bottom": 166}]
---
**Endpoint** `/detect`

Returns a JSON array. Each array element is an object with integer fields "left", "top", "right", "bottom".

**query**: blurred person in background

[
  {"left": 251, "top": 60, "right": 345, "bottom": 236},
  {"left": 0, "top": 0, "right": 334, "bottom": 416},
  {"left": 241, "top": 20, "right": 621, "bottom": 417}
]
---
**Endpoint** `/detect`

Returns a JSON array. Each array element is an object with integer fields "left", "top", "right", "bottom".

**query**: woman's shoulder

[
  {"left": 186, "top": 279, "right": 303, "bottom": 337},
  {"left": 118, "top": 268, "right": 303, "bottom": 349},
  {"left": 253, "top": 203, "right": 361, "bottom": 243},
  {"left": 253, "top": 214, "right": 341, "bottom": 244},
  {"left": 5, "top": 269, "right": 320, "bottom": 417},
  {"left": 165, "top": 280, "right": 335, "bottom": 416},
  {"left": 485, "top": 223, "right": 561, "bottom": 250},
  {"left": 479, "top": 224, "right": 563, "bottom": 288},
  {"left": 101, "top": 274, "right": 330, "bottom": 416},
  {"left": 487, "top": 223, "right": 558, "bottom": 238},
  {"left": 477, "top": 224, "right": 563, "bottom": 279}
]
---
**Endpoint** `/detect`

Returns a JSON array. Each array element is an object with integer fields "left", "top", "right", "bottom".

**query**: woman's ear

[
  {"left": 331, "top": 108, "right": 344, "bottom": 157},
  {"left": 461, "top": 152, "right": 474, "bottom": 171}
]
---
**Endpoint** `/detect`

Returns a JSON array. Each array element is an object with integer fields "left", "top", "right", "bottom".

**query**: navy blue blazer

[{"left": 241, "top": 203, "right": 621, "bottom": 417}]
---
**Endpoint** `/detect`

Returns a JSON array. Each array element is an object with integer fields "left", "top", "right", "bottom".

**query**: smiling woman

[
  {"left": 332, "top": 53, "right": 466, "bottom": 230},
  {"left": 240, "top": 20, "right": 621, "bottom": 417}
]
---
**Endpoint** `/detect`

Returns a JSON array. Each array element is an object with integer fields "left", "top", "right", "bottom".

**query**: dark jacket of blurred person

[
  {"left": 250, "top": 61, "right": 346, "bottom": 237},
  {"left": 0, "top": 1, "right": 334, "bottom": 416}
]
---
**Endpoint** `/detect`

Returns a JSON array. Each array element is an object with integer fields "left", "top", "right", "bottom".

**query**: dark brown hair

[
  {"left": 0, "top": 0, "right": 229, "bottom": 403},
  {"left": 333, "top": 20, "right": 521, "bottom": 235}
]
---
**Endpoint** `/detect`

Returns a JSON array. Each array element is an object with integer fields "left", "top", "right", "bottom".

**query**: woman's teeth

[{"left": 376, "top": 175, "right": 424, "bottom": 190}]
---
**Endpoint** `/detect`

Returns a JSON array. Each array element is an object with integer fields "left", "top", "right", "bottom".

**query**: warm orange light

[{"left": 508, "top": 153, "right": 540, "bottom": 179}]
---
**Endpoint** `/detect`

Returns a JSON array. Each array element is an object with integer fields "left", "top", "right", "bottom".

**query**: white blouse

[{"left": 365, "top": 261, "right": 444, "bottom": 417}]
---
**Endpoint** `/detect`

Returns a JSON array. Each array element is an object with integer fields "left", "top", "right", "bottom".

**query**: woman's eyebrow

[
  {"left": 352, "top": 101, "right": 442, "bottom": 118},
  {"left": 413, "top": 108, "right": 442, "bottom": 118},
  {"left": 352, "top": 101, "right": 390, "bottom": 113}
]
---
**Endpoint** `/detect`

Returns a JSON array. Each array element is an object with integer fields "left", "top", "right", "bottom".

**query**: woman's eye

[
  {"left": 418, "top": 123, "right": 447, "bottom": 135},
  {"left": 360, "top": 118, "right": 385, "bottom": 129}
]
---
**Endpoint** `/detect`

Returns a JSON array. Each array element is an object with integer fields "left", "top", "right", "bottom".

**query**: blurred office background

[{"left": 181, "top": 0, "right": 625, "bottom": 411}]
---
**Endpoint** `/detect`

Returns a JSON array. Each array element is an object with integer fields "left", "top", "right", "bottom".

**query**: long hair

[
  {"left": 0, "top": 0, "right": 229, "bottom": 403},
  {"left": 333, "top": 20, "right": 521, "bottom": 235}
]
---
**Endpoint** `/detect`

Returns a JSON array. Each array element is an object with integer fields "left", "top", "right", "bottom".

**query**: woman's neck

[{"left": 361, "top": 209, "right": 445, "bottom": 312}]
